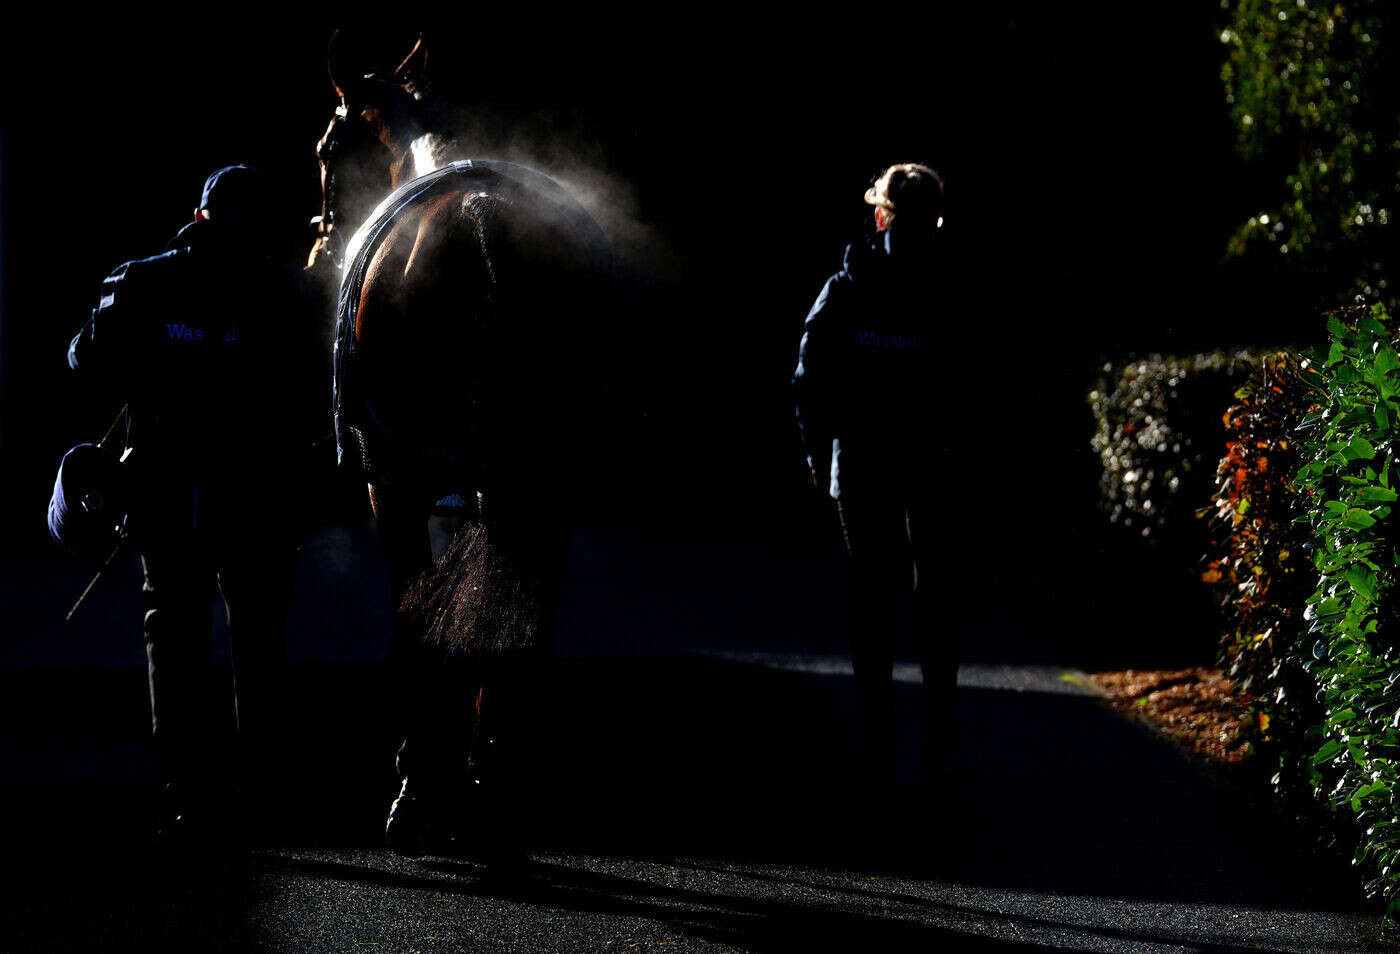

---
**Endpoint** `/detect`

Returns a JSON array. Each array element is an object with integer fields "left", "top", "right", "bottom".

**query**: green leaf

[
  {"left": 1316, "top": 739, "right": 1345, "bottom": 764},
  {"left": 1346, "top": 436, "right": 1377, "bottom": 461},
  {"left": 1356, "top": 487, "right": 1399, "bottom": 506},
  {"left": 1360, "top": 315, "right": 1387, "bottom": 337},
  {"left": 1318, "top": 597, "right": 1345, "bottom": 618},
  {"left": 1348, "top": 566, "right": 1380, "bottom": 602},
  {"left": 1344, "top": 509, "right": 1379, "bottom": 531},
  {"left": 1356, "top": 786, "right": 1371, "bottom": 813}
]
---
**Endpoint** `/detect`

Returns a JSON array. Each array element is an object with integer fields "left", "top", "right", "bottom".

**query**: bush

[
  {"left": 1221, "top": 0, "right": 1397, "bottom": 309},
  {"left": 1090, "top": 352, "right": 1259, "bottom": 539},
  {"left": 1202, "top": 353, "right": 1321, "bottom": 799},
  {"left": 1293, "top": 300, "right": 1400, "bottom": 914}
]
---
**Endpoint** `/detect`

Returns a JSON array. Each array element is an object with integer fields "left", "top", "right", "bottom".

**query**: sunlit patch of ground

[{"left": 1088, "top": 668, "right": 1257, "bottom": 767}]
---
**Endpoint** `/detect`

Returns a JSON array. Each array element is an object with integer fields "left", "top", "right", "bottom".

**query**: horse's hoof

[{"left": 385, "top": 792, "right": 429, "bottom": 858}]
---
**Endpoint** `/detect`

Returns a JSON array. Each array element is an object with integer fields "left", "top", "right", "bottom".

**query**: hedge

[
  {"left": 1090, "top": 352, "right": 1259, "bottom": 539},
  {"left": 1202, "top": 353, "right": 1321, "bottom": 802},
  {"left": 1092, "top": 316, "right": 1400, "bottom": 912},
  {"left": 1293, "top": 301, "right": 1400, "bottom": 915}
]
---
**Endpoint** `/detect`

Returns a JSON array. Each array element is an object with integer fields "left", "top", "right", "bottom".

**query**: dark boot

[{"left": 385, "top": 736, "right": 460, "bottom": 857}]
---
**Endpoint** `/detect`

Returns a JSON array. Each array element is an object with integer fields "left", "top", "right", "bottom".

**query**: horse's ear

[
  {"left": 393, "top": 34, "right": 427, "bottom": 79},
  {"left": 393, "top": 34, "right": 430, "bottom": 97},
  {"left": 329, "top": 28, "right": 428, "bottom": 100},
  {"left": 327, "top": 28, "right": 359, "bottom": 97}
]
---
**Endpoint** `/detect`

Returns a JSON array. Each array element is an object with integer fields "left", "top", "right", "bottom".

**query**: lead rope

[
  {"left": 64, "top": 403, "right": 132, "bottom": 623},
  {"left": 97, "top": 403, "right": 129, "bottom": 454}
]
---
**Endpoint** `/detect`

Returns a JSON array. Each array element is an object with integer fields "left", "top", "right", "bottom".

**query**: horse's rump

[
  {"left": 334, "top": 160, "right": 609, "bottom": 486},
  {"left": 334, "top": 161, "right": 608, "bottom": 656}
]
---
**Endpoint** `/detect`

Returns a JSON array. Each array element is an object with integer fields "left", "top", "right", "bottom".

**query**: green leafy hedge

[{"left": 1294, "top": 300, "right": 1400, "bottom": 914}]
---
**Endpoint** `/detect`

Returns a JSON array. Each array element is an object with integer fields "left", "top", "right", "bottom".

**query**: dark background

[
  {"left": 0, "top": 7, "right": 1313, "bottom": 663},
  {"left": 0, "top": 17, "right": 1387, "bottom": 950}
]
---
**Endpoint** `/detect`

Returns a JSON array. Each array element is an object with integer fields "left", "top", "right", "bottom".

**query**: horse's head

[{"left": 309, "top": 31, "right": 434, "bottom": 271}]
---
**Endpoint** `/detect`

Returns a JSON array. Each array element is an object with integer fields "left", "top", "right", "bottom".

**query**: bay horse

[{"left": 313, "top": 32, "right": 610, "bottom": 859}]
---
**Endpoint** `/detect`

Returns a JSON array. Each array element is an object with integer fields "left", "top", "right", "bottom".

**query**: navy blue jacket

[
  {"left": 793, "top": 225, "right": 940, "bottom": 500},
  {"left": 68, "top": 219, "right": 326, "bottom": 522}
]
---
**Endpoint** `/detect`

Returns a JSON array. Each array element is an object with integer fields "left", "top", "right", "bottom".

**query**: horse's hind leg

[
  {"left": 466, "top": 656, "right": 547, "bottom": 866},
  {"left": 461, "top": 496, "right": 568, "bottom": 866},
  {"left": 370, "top": 481, "right": 457, "bottom": 855}
]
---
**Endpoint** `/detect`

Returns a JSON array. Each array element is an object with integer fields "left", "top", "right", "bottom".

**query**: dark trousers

[
  {"left": 836, "top": 490, "right": 957, "bottom": 776},
  {"left": 139, "top": 495, "right": 297, "bottom": 792}
]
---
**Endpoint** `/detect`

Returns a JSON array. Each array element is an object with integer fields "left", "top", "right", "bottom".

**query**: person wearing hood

[
  {"left": 793, "top": 162, "right": 954, "bottom": 790},
  {"left": 67, "top": 165, "right": 326, "bottom": 842}
]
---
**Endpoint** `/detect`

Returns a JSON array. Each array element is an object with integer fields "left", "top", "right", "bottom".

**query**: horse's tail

[{"left": 397, "top": 500, "right": 566, "bottom": 657}]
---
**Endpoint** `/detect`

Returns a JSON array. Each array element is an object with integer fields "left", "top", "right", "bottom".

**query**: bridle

[
  {"left": 313, "top": 32, "right": 432, "bottom": 272},
  {"left": 313, "top": 84, "right": 428, "bottom": 272},
  {"left": 311, "top": 102, "right": 360, "bottom": 271}
]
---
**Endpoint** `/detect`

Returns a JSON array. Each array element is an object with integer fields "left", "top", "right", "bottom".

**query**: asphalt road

[{"left": 3, "top": 523, "right": 1398, "bottom": 952}]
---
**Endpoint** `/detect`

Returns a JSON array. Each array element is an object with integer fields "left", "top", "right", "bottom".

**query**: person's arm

[
  {"left": 68, "top": 262, "right": 137, "bottom": 384},
  {"left": 793, "top": 275, "right": 845, "bottom": 493}
]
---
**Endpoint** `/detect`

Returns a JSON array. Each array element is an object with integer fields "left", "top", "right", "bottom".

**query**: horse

[{"left": 312, "top": 31, "right": 611, "bottom": 858}]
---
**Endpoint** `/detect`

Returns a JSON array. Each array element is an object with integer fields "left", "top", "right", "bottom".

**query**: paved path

[
  {"left": 3, "top": 524, "right": 1398, "bottom": 951},
  {"left": 3, "top": 657, "right": 1394, "bottom": 952}
]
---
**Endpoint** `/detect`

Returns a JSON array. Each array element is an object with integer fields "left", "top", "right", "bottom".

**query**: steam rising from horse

[{"left": 315, "top": 32, "right": 609, "bottom": 855}]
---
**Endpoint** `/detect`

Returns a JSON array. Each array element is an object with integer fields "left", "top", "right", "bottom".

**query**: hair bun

[{"left": 864, "top": 163, "right": 943, "bottom": 223}]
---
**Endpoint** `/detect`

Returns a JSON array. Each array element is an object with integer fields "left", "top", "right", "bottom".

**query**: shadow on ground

[{"left": 0, "top": 653, "right": 1385, "bottom": 952}]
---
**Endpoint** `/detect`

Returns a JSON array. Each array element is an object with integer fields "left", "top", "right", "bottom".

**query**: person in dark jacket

[
  {"left": 68, "top": 165, "right": 326, "bottom": 840},
  {"left": 793, "top": 162, "right": 953, "bottom": 788}
]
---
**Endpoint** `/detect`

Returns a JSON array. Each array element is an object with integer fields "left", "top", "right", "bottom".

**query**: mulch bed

[{"left": 1088, "top": 667, "right": 1259, "bottom": 767}]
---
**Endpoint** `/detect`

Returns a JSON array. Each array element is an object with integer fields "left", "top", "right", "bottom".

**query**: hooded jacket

[
  {"left": 793, "top": 223, "right": 940, "bottom": 500},
  {"left": 68, "top": 218, "right": 326, "bottom": 523}
]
